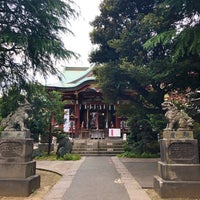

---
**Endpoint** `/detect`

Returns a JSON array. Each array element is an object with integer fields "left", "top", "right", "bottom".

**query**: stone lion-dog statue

[
  {"left": 1, "top": 100, "right": 32, "bottom": 131},
  {"left": 162, "top": 101, "right": 193, "bottom": 131}
]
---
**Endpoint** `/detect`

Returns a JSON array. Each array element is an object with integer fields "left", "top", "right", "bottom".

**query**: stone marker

[
  {"left": 154, "top": 101, "right": 200, "bottom": 198},
  {"left": 0, "top": 101, "right": 40, "bottom": 197}
]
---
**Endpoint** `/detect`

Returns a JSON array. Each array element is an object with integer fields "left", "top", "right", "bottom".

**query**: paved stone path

[
  {"left": 62, "top": 157, "right": 130, "bottom": 200},
  {"left": 120, "top": 158, "right": 159, "bottom": 188},
  {"left": 44, "top": 156, "right": 151, "bottom": 200}
]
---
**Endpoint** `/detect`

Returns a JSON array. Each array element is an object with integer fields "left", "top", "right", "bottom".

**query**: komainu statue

[
  {"left": 0, "top": 101, "right": 31, "bottom": 131},
  {"left": 162, "top": 101, "right": 194, "bottom": 131}
]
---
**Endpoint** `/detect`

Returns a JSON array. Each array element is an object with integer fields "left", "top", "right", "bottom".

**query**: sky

[
  {"left": 61, "top": 0, "right": 102, "bottom": 68},
  {"left": 42, "top": 0, "right": 102, "bottom": 84}
]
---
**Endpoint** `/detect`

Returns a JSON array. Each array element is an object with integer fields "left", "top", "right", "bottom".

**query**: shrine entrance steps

[{"left": 72, "top": 139, "right": 125, "bottom": 156}]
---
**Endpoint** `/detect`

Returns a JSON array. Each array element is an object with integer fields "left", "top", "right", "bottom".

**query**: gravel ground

[{"left": 0, "top": 170, "right": 61, "bottom": 200}]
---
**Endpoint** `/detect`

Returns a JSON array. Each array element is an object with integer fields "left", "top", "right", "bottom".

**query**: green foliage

[
  {"left": 93, "top": 63, "right": 126, "bottom": 102},
  {"left": 143, "top": 29, "right": 176, "bottom": 49},
  {"left": 119, "top": 104, "right": 164, "bottom": 155},
  {"left": 147, "top": 114, "right": 166, "bottom": 133},
  {"left": 0, "top": 85, "right": 26, "bottom": 117},
  {"left": 34, "top": 151, "right": 57, "bottom": 160},
  {"left": 143, "top": 0, "right": 200, "bottom": 62},
  {"left": 34, "top": 152, "right": 81, "bottom": 161},
  {"left": 90, "top": 0, "right": 155, "bottom": 64},
  {"left": 54, "top": 133, "right": 68, "bottom": 143},
  {"left": 119, "top": 151, "right": 159, "bottom": 158},
  {"left": 61, "top": 153, "right": 81, "bottom": 161},
  {"left": 173, "top": 27, "right": 200, "bottom": 61},
  {"left": 90, "top": 0, "right": 200, "bottom": 155},
  {"left": 0, "top": 0, "right": 78, "bottom": 91},
  {"left": 194, "top": 122, "right": 200, "bottom": 139},
  {"left": 91, "top": 0, "right": 200, "bottom": 95},
  {"left": 28, "top": 84, "right": 66, "bottom": 141},
  {"left": 0, "top": 83, "right": 66, "bottom": 142}
]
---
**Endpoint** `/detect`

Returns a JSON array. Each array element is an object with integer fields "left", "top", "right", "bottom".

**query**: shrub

[
  {"left": 34, "top": 152, "right": 81, "bottom": 161},
  {"left": 59, "top": 153, "right": 81, "bottom": 161},
  {"left": 119, "top": 151, "right": 159, "bottom": 158}
]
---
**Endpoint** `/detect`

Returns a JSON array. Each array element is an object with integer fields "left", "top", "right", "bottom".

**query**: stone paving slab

[
  {"left": 36, "top": 157, "right": 157, "bottom": 199},
  {"left": 43, "top": 158, "right": 86, "bottom": 200},
  {"left": 119, "top": 158, "right": 159, "bottom": 188},
  {"left": 62, "top": 157, "right": 130, "bottom": 200},
  {"left": 112, "top": 157, "right": 151, "bottom": 200}
]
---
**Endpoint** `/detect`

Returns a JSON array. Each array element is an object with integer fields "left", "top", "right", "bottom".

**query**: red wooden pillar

[
  {"left": 74, "top": 101, "right": 80, "bottom": 138},
  {"left": 116, "top": 116, "right": 120, "bottom": 128},
  {"left": 115, "top": 102, "right": 120, "bottom": 128}
]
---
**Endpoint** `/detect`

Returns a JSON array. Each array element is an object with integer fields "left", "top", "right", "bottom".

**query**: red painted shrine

[{"left": 47, "top": 66, "right": 126, "bottom": 138}]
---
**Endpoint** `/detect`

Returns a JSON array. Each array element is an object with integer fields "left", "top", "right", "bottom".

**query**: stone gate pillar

[
  {"left": 0, "top": 130, "right": 40, "bottom": 197},
  {"left": 154, "top": 130, "right": 200, "bottom": 198}
]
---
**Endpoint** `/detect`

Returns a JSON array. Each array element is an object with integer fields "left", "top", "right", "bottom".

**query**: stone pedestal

[
  {"left": 0, "top": 130, "right": 40, "bottom": 197},
  {"left": 154, "top": 130, "right": 200, "bottom": 198}
]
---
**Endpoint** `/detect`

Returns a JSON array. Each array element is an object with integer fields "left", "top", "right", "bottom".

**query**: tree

[
  {"left": 27, "top": 84, "right": 66, "bottom": 155},
  {"left": 0, "top": 0, "right": 77, "bottom": 91},
  {"left": 0, "top": 83, "right": 66, "bottom": 154},
  {"left": 143, "top": 0, "right": 200, "bottom": 62},
  {"left": 89, "top": 0, "right": 155, "bottom": 65},
  {"left": 90, "top": 0, "right": 200, "bottom": 108},
  {"left": 90, "top": 0, "right": 200, "bottom": 154},
  {"left": 142, "top": 0, "right": 200, "bottom": 92}
]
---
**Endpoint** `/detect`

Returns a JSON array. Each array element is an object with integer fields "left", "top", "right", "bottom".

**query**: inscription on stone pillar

[
  {"left": 169, "top": 143, "right": 194, "bottom": 160},
  {"left": 0, "top": 142, "right": 23, "bottom": 157}
]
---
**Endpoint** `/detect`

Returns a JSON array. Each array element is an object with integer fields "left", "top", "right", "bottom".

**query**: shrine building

[{"left": 47, "top": 66, "right": 128, "bottom": 139}]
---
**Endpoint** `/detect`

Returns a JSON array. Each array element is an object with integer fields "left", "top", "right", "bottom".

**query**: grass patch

[
  {"left": 59, "top": 153, "right": 81, "bottom": 161},
  {"left": 118, "top": 151, "right": 159, "bottom": 158},
  {"left": 34, "top": 152, "right": 81, "bottom": 161}
]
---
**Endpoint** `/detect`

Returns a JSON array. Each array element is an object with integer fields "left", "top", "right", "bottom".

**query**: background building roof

[{"left": 46, "top": 66, "right": 95, "bottom": 90}]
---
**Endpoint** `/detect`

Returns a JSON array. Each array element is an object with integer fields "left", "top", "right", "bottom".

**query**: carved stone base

[
  {"left": 0, "top": 130, "right": 40, "bottom": 197},
  {"left": 154, "top": 130, "right": 200, "bottom": 198},
  {"left": 0, "top": 138, "right": 33, "bottom": 162},
  {"left": 160, "top": 139, "right": 199, "bottom": 164},
  {"left": 154, "top": 175, "right": 200, "bottom": 198},
  {"left": 0, "top": 160, "right": 36, "bottom": 178},
  {"left": 158, "top": 161, "right": 200, "bottom": 181},
  {"left": 0, "top": 175, "right": 40, "bottom": 197}
]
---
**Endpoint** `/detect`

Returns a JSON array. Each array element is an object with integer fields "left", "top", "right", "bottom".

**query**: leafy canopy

[
  {"left": 89, "top": 0, "right": 200, "bottom": 153},
  {"left": 0, "top": 83, "right": 66, "bottom": 140},
  {"left": 90, "top": 0, "right": 200, "bottom": 103},
  {"left": 0, "top": 0, "right": 77, "bottom": 91}
]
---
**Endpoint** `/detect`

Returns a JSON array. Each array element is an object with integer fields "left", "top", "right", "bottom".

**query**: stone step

[
  {"left": 72, "top": 139, "right": 125, "bottom": 156},
  {"left": 72, "top": 151, "right": 124, "bottom": 156},
  {"left": 72, "top": 147, "right": 124, "bottom": 151}
]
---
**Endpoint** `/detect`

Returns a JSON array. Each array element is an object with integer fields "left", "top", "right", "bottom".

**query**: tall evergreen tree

[
  {"left": 89, "top": 0, "right": 155, "bottom": 65},
  {"left": 90, "top": 0, "right": 200, "bottom": 103},
  {"left": 0, "top": 0, "right": 77, "bottom": 91},
  {"left": 90, "top": 0, "right": 200, "bottom": 154}
]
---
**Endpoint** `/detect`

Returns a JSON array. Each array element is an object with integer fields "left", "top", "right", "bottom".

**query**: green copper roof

[{"left": 47, "top": 66, "right": 95, "bottom": 89}]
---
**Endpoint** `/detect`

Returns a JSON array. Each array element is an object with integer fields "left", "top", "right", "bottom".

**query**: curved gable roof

[{"left": 46, "top": 66, "right": 96, "bottom": 90}]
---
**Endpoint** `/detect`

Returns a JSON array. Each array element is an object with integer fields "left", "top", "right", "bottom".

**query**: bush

[
  {"left": 123, "top": 140, "right": 160, "bottom": 155},
  {"left": 34, "top": 152, "right": 57, "bottom": 160},
  {"left": 61, "top": 153, "right": 81, "bottom": 161},
  {"left": 34, "top": 152, "right": 81, "bottom": 161},
  {"left": 119, "top": 151, "right": 159, "bottom": 158}
]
